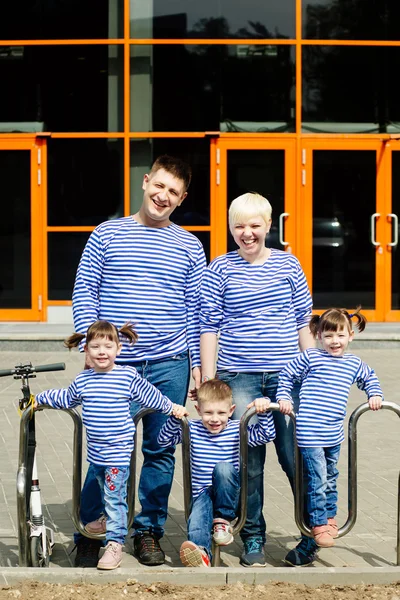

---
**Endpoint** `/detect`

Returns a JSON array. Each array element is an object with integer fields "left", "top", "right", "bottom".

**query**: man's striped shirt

[
  {"left": 158, "top": 414, "right": 275, "bottom": 499},
  {"left": 35, "top": 365, "right": 173, "bottom": 466},
  {"left": 199, "top": 249, "right": 312, "bottom": 372},
  {"left": 72, "top": 217, "right": 206, "bottom": 365},
  {"left": 276, "top": 348, "right": 383, "bottom": 447}
]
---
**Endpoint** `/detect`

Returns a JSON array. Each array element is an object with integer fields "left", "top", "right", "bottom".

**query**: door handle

[
  {"left": 387, "top": 213, "right": 399, "bottom": 247},
  {"left": 279, "top": 212, "right": 290, "bottom": 246},
  {"left": 370, "top": 213, "right": 380, "bottom": 246}
]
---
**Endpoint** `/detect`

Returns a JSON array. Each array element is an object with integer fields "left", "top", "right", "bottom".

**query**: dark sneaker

[
  {"left": 240, "top": 537, "right": 265, "bottom": 567},
  {"left": 74, "top": 538, "right": 102, "bottom": 568},
  {"left": 133, "top": 531, "right": 165, "bottom": 566},
  {"left": 284, "top": 536, "right": 319, "bottom": 567}
]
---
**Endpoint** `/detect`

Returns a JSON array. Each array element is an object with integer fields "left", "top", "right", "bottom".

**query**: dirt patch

[{"left": 2, "top": 581, "right": 400, "bottom": 600}]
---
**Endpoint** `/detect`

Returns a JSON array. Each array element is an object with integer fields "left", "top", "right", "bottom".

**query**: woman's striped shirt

[
  {"left": 35, "top": 365, "right": 173, "bottom": 466},
  {"left": 276, "top": 348, "right": 383, "bottom": 447},
  {"left": 157, "top": 414, "right": 275, "bottom": 499},
  {"left": 199, "top": 249, "right": 312, "bottom": 372},
  {"left": 72, "top": 217, "right": 206, "bottom": 366}
]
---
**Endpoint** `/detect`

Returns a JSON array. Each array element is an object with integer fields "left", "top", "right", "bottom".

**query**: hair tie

[{"left": 348, "top": 313, "right": 354, "bottom": 319}]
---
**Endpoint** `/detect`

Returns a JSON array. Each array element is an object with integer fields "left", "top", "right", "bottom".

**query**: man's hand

[
  {"left": 188, "top": 366, "right": 202, "bottom": 401},
  {"left": 278, "top": 399, "right": 293, "bottom": 415},
  {"left": 171, "top": 404, "right": 189, "bottom": 419},
  {"left": 368, "top": 395, "right": 383, "bottom": 411},
  {"left": 247, "top": 397, "right": 271, "bottom": 413}
]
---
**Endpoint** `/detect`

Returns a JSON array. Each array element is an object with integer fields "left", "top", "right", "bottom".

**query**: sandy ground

[{"left": 2, "top": 581, "right": 400, "bottom": 600}]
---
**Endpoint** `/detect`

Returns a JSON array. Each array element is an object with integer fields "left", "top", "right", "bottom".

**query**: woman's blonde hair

[{"left": 228, "top": 192, "right": 272, "bottom": 232}]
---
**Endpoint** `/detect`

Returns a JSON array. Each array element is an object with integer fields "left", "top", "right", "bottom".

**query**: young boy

[{"left": 157, "top": 379, "right": 276, "bottom": 567}]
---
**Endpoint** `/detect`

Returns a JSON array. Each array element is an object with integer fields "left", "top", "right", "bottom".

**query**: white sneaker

[{"left": 212, "top": 518, "right": 234, "bottom": 546}]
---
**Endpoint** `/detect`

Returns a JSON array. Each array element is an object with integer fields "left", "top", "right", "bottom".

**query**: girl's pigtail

[
  {"left": 64, "top": 332, "right": 85, "bottom": 349},
  {"left": 119, "top": 322, "right": 139, "bottom": 345},
  {"left": 309, "top": 314, "right": 320, "bottom": 338},
  {"left": 348, "top": 305, "right": 367, "bottom": 333}
]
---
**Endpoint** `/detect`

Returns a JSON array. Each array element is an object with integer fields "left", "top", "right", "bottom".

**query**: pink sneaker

[
  {"left": 328, "top": 517, "right": 339, "bottom": 539},
  {"left": 212, "top": 518, "right": 234, "bottom": 546},
  {"left": 180, "top": 541, "right": 210, "bottom": 567},
  {"left": 97, "top": 541, "right": 123, "bottom": 570},
  {"left": 85, "top": 515, "right": 107, "bottom": 534}
]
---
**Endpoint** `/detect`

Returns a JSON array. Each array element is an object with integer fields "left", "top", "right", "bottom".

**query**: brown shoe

[
  {"left": 85, "top": 515, "right": 107, "bottom": 535},
  {"left": 312, "top": 525, "right": 335, "bottom": 548},
  {"left": 327, "top": 518, "right": 339, "bottom": 539}
]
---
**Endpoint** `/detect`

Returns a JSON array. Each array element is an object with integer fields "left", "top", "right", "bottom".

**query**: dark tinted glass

[
  {"left": 391, "top": 152, "right": 400, "bottom": 310},
  {"left": 0, "top": 0, "right": 123, "bottom": 39},
  {"left": 303, "top": 0, "right": 400, "bottom": 41},
  {"left": 0, "top": 46, "right": 123, "bottom": 133},
  {"left": 48, "top": 232, "right": 91, "bottom": 301},
  {"left": 130, "top": 0, "right": 295, "bottom": 39},
  {"left": 131, "top": 45, "right": 295, "bottom": 132},
  {"left": 192, "top": 232, "right": 210, "bottom": 264},
  {"left": 312, "top": 150, "right": 376, "bottom": 309},
  {"left": 0, "top": 150, "right": 31, "bottom": 308},
  {"left": 48, "top": 139, "right": 123, "bottom": 226},
  {"left": 130, "top": 138, "right": 210, "bottom": 226}
]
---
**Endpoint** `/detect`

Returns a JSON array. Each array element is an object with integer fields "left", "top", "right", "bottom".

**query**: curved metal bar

[{"left": 180, "top": 417, "right": 192, "bottom": 522}]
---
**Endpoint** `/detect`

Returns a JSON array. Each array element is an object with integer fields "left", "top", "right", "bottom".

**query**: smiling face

[
  {"left": 138, "top": 168, "right": 187, "bottom": 228},
  {"left": 196, "top": 400, "right": 235, "bottom": 435},
  {"left": 319, "top": 326, "right": 354, "bottom": 357},
  {"left": 84, "top": 335, "right": 122, "bottom": 372},
  {"left": 231, "top": 215, "right": 272, "bottom": 262}
]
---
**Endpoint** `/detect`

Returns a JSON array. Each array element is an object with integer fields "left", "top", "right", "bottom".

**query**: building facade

[{"left": 1, "top": 0, "right": 399, "bottom": 323}]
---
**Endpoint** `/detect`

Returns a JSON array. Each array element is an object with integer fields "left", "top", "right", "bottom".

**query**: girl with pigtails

[
  {"left": 35, "top": 320, "right": 185, "bottom": 571},
  {"left": 276, "top": 306, "right": 383, "bottom": 550}
]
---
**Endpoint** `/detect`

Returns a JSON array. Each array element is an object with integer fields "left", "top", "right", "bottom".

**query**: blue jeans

[
  {"left": 300, "top": 445, "right": 341, "bottom": 527},
  {"left": 92, "top": 465, "right": 129, "bottom": 545},
  {"left": 217, "top": 370, "right": 299, "bottom": 543},
  {"left": 187, "top": 462, "right": 240, "bottom": 557},
  {"left": 75, "top": 352, "right": 190, "bottom": 543}
]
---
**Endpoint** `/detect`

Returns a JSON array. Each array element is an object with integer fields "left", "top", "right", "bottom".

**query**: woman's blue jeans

[{"left": 91, "top": 465, "right": 129, "bottom": 545}]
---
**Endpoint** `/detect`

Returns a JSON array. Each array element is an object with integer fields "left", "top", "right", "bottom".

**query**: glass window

[
  {"left": 192, "top": 232, "right": 210, "bottom": 264},
  {"left": 48, "top": 232, "right": 91, "bottom": 301},
  {"left": 0, "top": 45, "right": 123, "bottom": 133},
  {"left": 303, "top": 0, "right": 400, "bottom": 41},
  {"left": 391, "top": 152, "right": 400, "bottom": 310},
  {"left": 130, "top": 0, "right": 295, "bottom": 39},
  {"left": 48, "top": 139, "right": 124, "bottom": 226},
  {"left": 130, "top": 45, "right": 295, "bottom": 132},
  {"left": 302, "top": 46, "right": 400, "bottom": 134},
  {"left": 0, "top": 0, "right": 123, "bottom": 40},
  {"left": 130, "top": 138, "right": 210, "bottom": 225}
]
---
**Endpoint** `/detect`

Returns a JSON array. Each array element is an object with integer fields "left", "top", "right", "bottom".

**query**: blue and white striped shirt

[
  {"left": 157, "top": 414, "right": 275, "bottom": 499},
  {"left": 72, "top": 217, "right": 206, "bottom": 366},
  {"left": 276, "top": 348, "right": 383, "bottom": 447},
  {"left": 35, "top": 365, "right": 173, "bottom": 466},
  {"left": 199, "top": 249, "right": 312, "bottom": 372}
]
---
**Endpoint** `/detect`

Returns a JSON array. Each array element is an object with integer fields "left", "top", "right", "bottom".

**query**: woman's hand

[
  {"left": 171, "top": 404, "right": 189, "bottom": 419},
  {"left": 368, "top": 395, "right": 382, "bottom": 411},
  {"left": 247, "top": 397, "right": 271, "bottom": 413},
  {"left": 278, "top": 399, "right": 293, "bottom": 415}
]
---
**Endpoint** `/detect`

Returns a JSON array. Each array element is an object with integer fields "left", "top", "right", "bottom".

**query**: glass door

[
  {"left": 385, "top": 143, "right": 400, "bottom": 321},
  {"left": 213, "top": 139, "right": 297, "bottom": 260},
  {"left": 0, "top": 138, "right": 44, "bottom": 320}
]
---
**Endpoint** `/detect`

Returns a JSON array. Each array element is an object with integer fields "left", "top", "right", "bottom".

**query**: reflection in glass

[
  {"left": 302, "top": 46, "right": 400, "bottom": 134},
  {"left": 130, "top": 0, "right": 295, "bottom": 39},
  {"left": 131, "top": 45, "right": 295, "bottom": 133},
  {"left": 312, "top": 151, "right": 376, "bottom": 309},
  {"left": 0, "top": 151, "right": 31, "bottom": 308},
  {"left": 48, "top": 139, "right": 123, "bottom": 226},
  {"left": 48, "top": 233, "right": 91, "bottom": 301},
  {"left": 391, "top": 153, "right": 400, "bottom": 310},
  {"left": 303, "top": 0, "right": 400, "bottom": 41},
  {"left": 227, "top": 150, "right": 285, "bottom": 253},
  {"left": 130, "top": 139, "right": 210, "bottom": 226},
  {"left": 0, "top": 46, "right": 123, "bottom": 133}
]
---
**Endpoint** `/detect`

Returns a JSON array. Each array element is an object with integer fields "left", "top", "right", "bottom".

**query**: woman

[{"left": 199, "top": 192, "right": 317, "bottom": 567}]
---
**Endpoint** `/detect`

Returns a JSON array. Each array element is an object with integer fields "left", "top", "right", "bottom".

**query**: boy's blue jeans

[
  {"left": 91, "top": 465, "right": 129, "bottom": 545},
  {"left": 188, "top": 462, "right": 240, "bottom": 557},
  {"left": 300, "top": 445, "right": 341, "bottom": 527}
]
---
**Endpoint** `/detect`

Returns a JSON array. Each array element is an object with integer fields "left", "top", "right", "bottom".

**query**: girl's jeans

[
  {"left": 300, "top": 445, "right": 341, "bottom": 527},
  {"left": 91, "top": 464, "right": 130, "bottom": 545},
  {"left": 187, "top": 462, "right": 240, "bottom": 557}
]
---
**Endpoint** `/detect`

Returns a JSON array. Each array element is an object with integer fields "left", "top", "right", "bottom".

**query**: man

[{"left": 72, "top": 155, "right": 206, "bottom": 567}]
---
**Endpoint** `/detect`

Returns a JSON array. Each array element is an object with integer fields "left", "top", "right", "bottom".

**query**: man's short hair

[
  {"left": 150, "top": 155, "right": 192, "bottom": 192},
  {"left": 197, "top": 379, "right": 233, "bottom": 406}
]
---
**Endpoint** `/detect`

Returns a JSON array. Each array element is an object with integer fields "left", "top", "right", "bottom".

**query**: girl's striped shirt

[
  {"left": 276, "top": 348, "right": 383, "bottom": 447},
  {"left": 199, "top": 249, "right": 312, "bottom": 372},
  {"left": 72, "top": 217, "right": 206, "bottom": 366},
  {"left": 157, "top": 414, "right": 275, "bottom": 499},
  {"left": 35, "top": 365, "right": 173, "bottom": 466}
]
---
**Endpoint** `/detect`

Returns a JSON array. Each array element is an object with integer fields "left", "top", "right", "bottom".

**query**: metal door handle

[
  {"left": 370, "top": 213, "right": 380, "bottom": 246},
  {"left": 387, "top": 213, "right": 399, "bottom": 247},
  {"left": 279, "top": 212, "right": 290, "bottom": 246}
]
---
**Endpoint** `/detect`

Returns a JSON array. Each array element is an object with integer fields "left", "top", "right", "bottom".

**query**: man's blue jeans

[
  {"left": 216, "top": 370, "right": 299, "bottom": 543},
  {"left": 300, "top": 445, "right": 341, "bottom": 527},
  {"left": 75, "top": 352, "right": 190, "bottom": 543},
  {"left": 187, "top": 462, "right": 240, "bottom": 557},
  {"left": 92, "top": 465, "right": 129, "bottom": 545}
]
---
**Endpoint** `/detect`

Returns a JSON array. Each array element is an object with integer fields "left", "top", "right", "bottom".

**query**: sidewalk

[{"left": 0, "top": 346, "right": 399, "bottom": 574}]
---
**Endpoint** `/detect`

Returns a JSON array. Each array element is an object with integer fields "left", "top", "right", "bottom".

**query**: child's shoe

[
  {"left": 312, "top": 525, "right": 335, "bottom": 548},
  {"left": 97, "top": 541, "right": 123, "bottom": 570},
  {"left": 212, "top": 518, "right": 234, "bottom": 546},
  {"left": 180, "top": 541, "right": 211, "bottom": 567},
  {"left": 327, "top": 517, "right": 339, "bottom": 538},
  {"left": 85, "top": 515, "right": 107, "bottom": 534}
]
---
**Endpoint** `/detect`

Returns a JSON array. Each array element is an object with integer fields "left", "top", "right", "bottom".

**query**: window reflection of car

[{"left": 313, "top": 217, "right": 345, "bottom": 248}]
